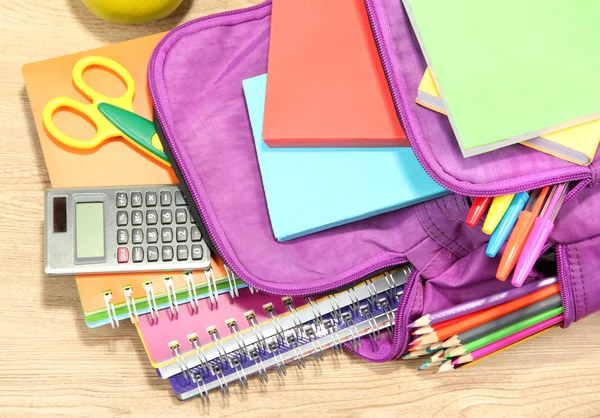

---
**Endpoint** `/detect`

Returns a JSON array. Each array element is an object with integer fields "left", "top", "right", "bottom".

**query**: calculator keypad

[{"left": 113, "top": 187, "right": 208, "bottom": 270}]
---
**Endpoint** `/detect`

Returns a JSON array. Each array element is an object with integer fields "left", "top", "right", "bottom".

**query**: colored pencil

[
  {"left": 409, "top": 343, "right": 433, "bottom": 352},
  {"left": 417, "top": 283, "right": 560, "bottom": 345},
  {"left": 454, "top": 317, "right": 562, "bottom": 365},
  {"left": 436, "top": 361, "right": 455, "bottom": 374},
  {"left": 446, "top": 306, "right": 563, "bottom": 358},
  {"left": 442, "top": 294, "right": 562, "bottom": 348},
  {"left": 413, "top": 311, "right": 482, "bottom": 335},
  {"left": 403, "top": 350, "right": 429, "bottom": 359},
  {"left": 408, "top": 276, "right": 557, "bottom": 328}
]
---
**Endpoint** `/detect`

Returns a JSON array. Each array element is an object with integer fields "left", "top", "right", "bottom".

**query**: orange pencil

[
  {"left": 412, "top": 311, "right": 481, "bottom": 336},
  {"left": 496, "top": 187, "right": 550, "bottom": 281},
  {"left": 416, "top": 283, "right": 560, "bottom": 345}
]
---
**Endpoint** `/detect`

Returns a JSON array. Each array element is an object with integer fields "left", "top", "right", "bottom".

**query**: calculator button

[
  {"left": 116, "top": 193, "right": 128, "bottom": 208},
  {"left": 160, "top": 191, "right": 172, "bottom": 206},
  {"left": 147, "top": 228, "right": 158, "bottom": 244},
  {"left": 146, "top": 191, "right": 157, "bottom": 207},
  {"left": 117, "top": 229, "right": 129, "bottom": 245},
  {"left": 117, "top": 211, "right": 128, "bottom": 226},
  {"left": 177, "top": 245, "right": 189, "bottom": 261},
  {"left": 191, "top": 244, "right": 204, "bottom": 260},
  {"left": 161, "top": 227, "right": 173, "bottom": 243},
  {"left": 161, "top": 209, "right": 173, "bottom": 224},
  {"left": 131, "top": 192, "right": 143, "bottom": 207},
  {"left": 176, "top": 227, "right": 188, "bottom": 242},
  {"left": 132, "top": 228, "right": 144, "bottom": 244},
  {"left": 147, "top": 246, "right": 159, "bottom": 262},
  {"left": 175, "top": 208, "right": 188, "bottom": 224},
  {"left": 117, "top": 247, "right": 129, "bottom": 263},
  {"left": 146, "top": 210, "right": 158, "bottom": 225},
  {"left": 132, "top": 246, "right": 144, "bottom": 262},
  {"left": 162, "top": 246, "right": 174, "bottom": 261},
  {"left": 132, "top": 210, "right": 143, "bottom": 226},
  {"left": 175, "top": 191, "right": 186, "bottom": 206},
  {"left": 191, "top": 226, "right": 202, "bottom": 242}
]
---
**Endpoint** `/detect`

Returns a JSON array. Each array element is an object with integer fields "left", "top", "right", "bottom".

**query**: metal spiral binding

[
  {"left": 286, "top": 334, "right": 306, "bottom": 369},
  {"left": 342, "top": 311, "right": 361, "bottom": 351},
  {"left": 231, "top": 357, "right": 249, "bottom": 390},
  {"left": 305, "top": 296, "right": 323, "bottom": 331},
  {"left": 384, "top": 272, "right": 398, "bottom": 302},
  {"left": 263, "top": 303, "right": 286, "bottom": 343},
  {"left": 163, "top": 277, "right": 179, "bottom": 315},
  {"left": 282, "top": 297, "right": 303, "bottom": 338},
  {"left": 328, "top": 294, "right": 343, "bottom": 324},
  {"left": 207, "top": 326, "right": 230, "bottom": 367},
  {"left": 348, "top": 287, "right": 361, "bottom": 313},
  {"left": 122, "top": 286, "right": 138, "bottom": 324},
  {"left": 267, "top": 341, "right": 287, "bottom": 376},
  {"left": 223, "top": 265, "right": 240, "bottom": 299},
  {"left": 183, "top": 272, "right": 199, "bottom": 311},
  {"left": 360, "top": 305, "right": 381, "bottom": 342},
  {"left": 248, "top": 347, "right": 268, "bottom": 383},
  {"left": 102, "top": 291, "right": 119, "bottom": 328},
  {"left": 204, "top": 267, "right": 218, "bottom": 305},
  {"left": 305, "top": 326, "right": 324, "bottom": 361},
  {"left": 225, "top": 319, "right": 248, "bottom": 357},
  {"left": 192, "top": 372, "right": 210, "bottom": 404},
  {"left": 377, "top": 297, "right": 395, "bottom": 340},
  {"left": 324, "top": 319, "right": 343, "bottom": 354},
  {"left": 188, "top": 333, "right": 210, "bottom": 373},
  {"left": 365, "top": 279, "right": 378, "bottom": 308},
  {"left": 169, "top": 342, "right": 190, "bottom": 379},
  {"left": 212, "top": 364, "right": 230, "bottom": 396},
  {"left": 245, "top": 311, "right": 267, "bottom": 351},
  {"left": 143, "top": 281, "right": 159, "bottom": 320}
]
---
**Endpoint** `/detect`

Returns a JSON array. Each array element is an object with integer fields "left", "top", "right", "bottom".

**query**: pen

[
  {"left": 512, "top": 183, "right": 569, "bottom": 287},
  {"left": 496, "top": 186, "right": 550, "bottom": 281},
  {"left": 466, "top": 196, "right": 493, "bottom": 227},
  {"left": 485, "top": 191, "right": 530, "bottom": 257},
  {"left": 482, "top": 194, "right": 515, "bottom": 235}
]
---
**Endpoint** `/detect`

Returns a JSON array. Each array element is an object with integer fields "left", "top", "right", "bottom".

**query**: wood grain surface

[{"left": 2, "top": 1, "right": 600, "bottom": 416}]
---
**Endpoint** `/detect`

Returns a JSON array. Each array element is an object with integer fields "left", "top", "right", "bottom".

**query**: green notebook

[{"left": 403, "top": 0, "right": 600, "bottom": 157}]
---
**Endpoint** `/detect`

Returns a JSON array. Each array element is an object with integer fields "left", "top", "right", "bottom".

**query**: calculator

[{"left": 44, "top": 185, "right": 211, "bottom": 275}]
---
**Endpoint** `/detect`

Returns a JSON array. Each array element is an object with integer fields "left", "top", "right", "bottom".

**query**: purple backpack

[{"left": 147, "top": 0, "right": 600, "bottom": 363}]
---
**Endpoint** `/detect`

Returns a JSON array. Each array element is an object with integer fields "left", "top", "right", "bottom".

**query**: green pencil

[{"left": 446, "top": 306, "right": 563, "bottom": 358}]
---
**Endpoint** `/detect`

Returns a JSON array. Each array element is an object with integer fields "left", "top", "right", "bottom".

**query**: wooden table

[{"left": 2, "top": 1, "right": 600, "bottom": 416}]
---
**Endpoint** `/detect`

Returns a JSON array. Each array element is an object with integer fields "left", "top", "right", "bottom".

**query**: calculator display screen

[{"left": 75, "top": 202, "right": 105, "bottom": 259}]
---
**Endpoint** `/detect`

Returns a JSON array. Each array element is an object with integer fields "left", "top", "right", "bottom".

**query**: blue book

[{"left": 243, "top": 74, "right": 449, "bottom": 241}]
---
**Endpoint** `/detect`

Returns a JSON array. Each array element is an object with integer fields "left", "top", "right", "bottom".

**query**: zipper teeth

[
  {"left": 555, "top": 245, "right": 574, "bottom": 327},
  {"left": 364, "top": 0, "right": 591, "bottom": 197},
  {"left": 149, "top": 1, "right": 410, "bottom": 297}
]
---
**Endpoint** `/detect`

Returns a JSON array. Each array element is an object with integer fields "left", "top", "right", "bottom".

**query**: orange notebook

[{"left": 262, "top": 0, "right": 408, "bottom": 148}]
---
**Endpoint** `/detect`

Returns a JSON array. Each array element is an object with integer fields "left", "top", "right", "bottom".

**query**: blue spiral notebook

[{"left": 243, "top": 74, "right": 449, "bottom": 241}]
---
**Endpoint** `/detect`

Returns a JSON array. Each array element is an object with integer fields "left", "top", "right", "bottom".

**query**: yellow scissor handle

[
  {"left": 72, "top": 56, "right": 136, "bottom": 112},
  {"left": 42, "top": 56, "right": 137, "bottom": 150}
]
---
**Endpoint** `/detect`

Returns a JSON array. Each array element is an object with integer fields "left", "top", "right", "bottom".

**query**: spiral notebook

[
  {"left": 166, "top": 267, "right": 410, "bottom": 401},
  {"left": 135, "top": 266, "right": 411, "bottom": 380}
]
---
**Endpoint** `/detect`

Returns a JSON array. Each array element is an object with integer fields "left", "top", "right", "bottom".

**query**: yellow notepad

[{"left": 417, "top": 68, "right": 600, "bottom": 166}]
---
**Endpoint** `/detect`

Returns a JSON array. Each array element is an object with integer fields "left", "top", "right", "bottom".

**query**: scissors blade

[{"left": 97, "top": 103, "right": 169, "bottom": 165}]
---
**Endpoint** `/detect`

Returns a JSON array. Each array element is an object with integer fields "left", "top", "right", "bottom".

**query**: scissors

[{"left": 42, "top": 56, "right": 170, "bottom": 167}]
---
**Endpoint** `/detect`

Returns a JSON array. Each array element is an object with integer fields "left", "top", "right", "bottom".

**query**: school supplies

[
  {"left": 442, "top": 294, "right": 562, "bottom": 348},
  {"left": 163, "top": 268, "right": 409, "bottom": 400},
  {"left": 243, "top": 74, "right": 448, "bottom": 241},
  {"left": 497, "top": 187, "right": 550, "bottom": 281},
  {"left": 403, "top": 0, "right": 600, "bottom": 157},
  {"left": 413, "top": 283, "right": 560, "bottom": 345},
  {"left": 482, "top": 195, "right": 514, "bottom": 235},
  {"left": 408, "top": 276, "right": 558, "bottom": 328},
  {"left": 42, "top": 56, "right": 170, "bottom": 167},
  {"left": 513, "top": 184, "right": 570, "bottom": 287},
  {"left": 453, "top": 318, "right": 563, "bottom": 365},
  {"left": 136, "top": 267, "right": 409, "bottom": 380},
  {"left": 486, "top": 192, "right": 530, "bottom": 257},
  {"left": 416, "top": 68, "right": 600, "bottom": 165},
  {"left": 466, "top": 197, "right": 492, "bottom": 227},
  {"left": 262, "top": 0, "right": 407, "bottom": 148},
  {"left": 45, "top": 185, "right": 211, "bottom": 275}
]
